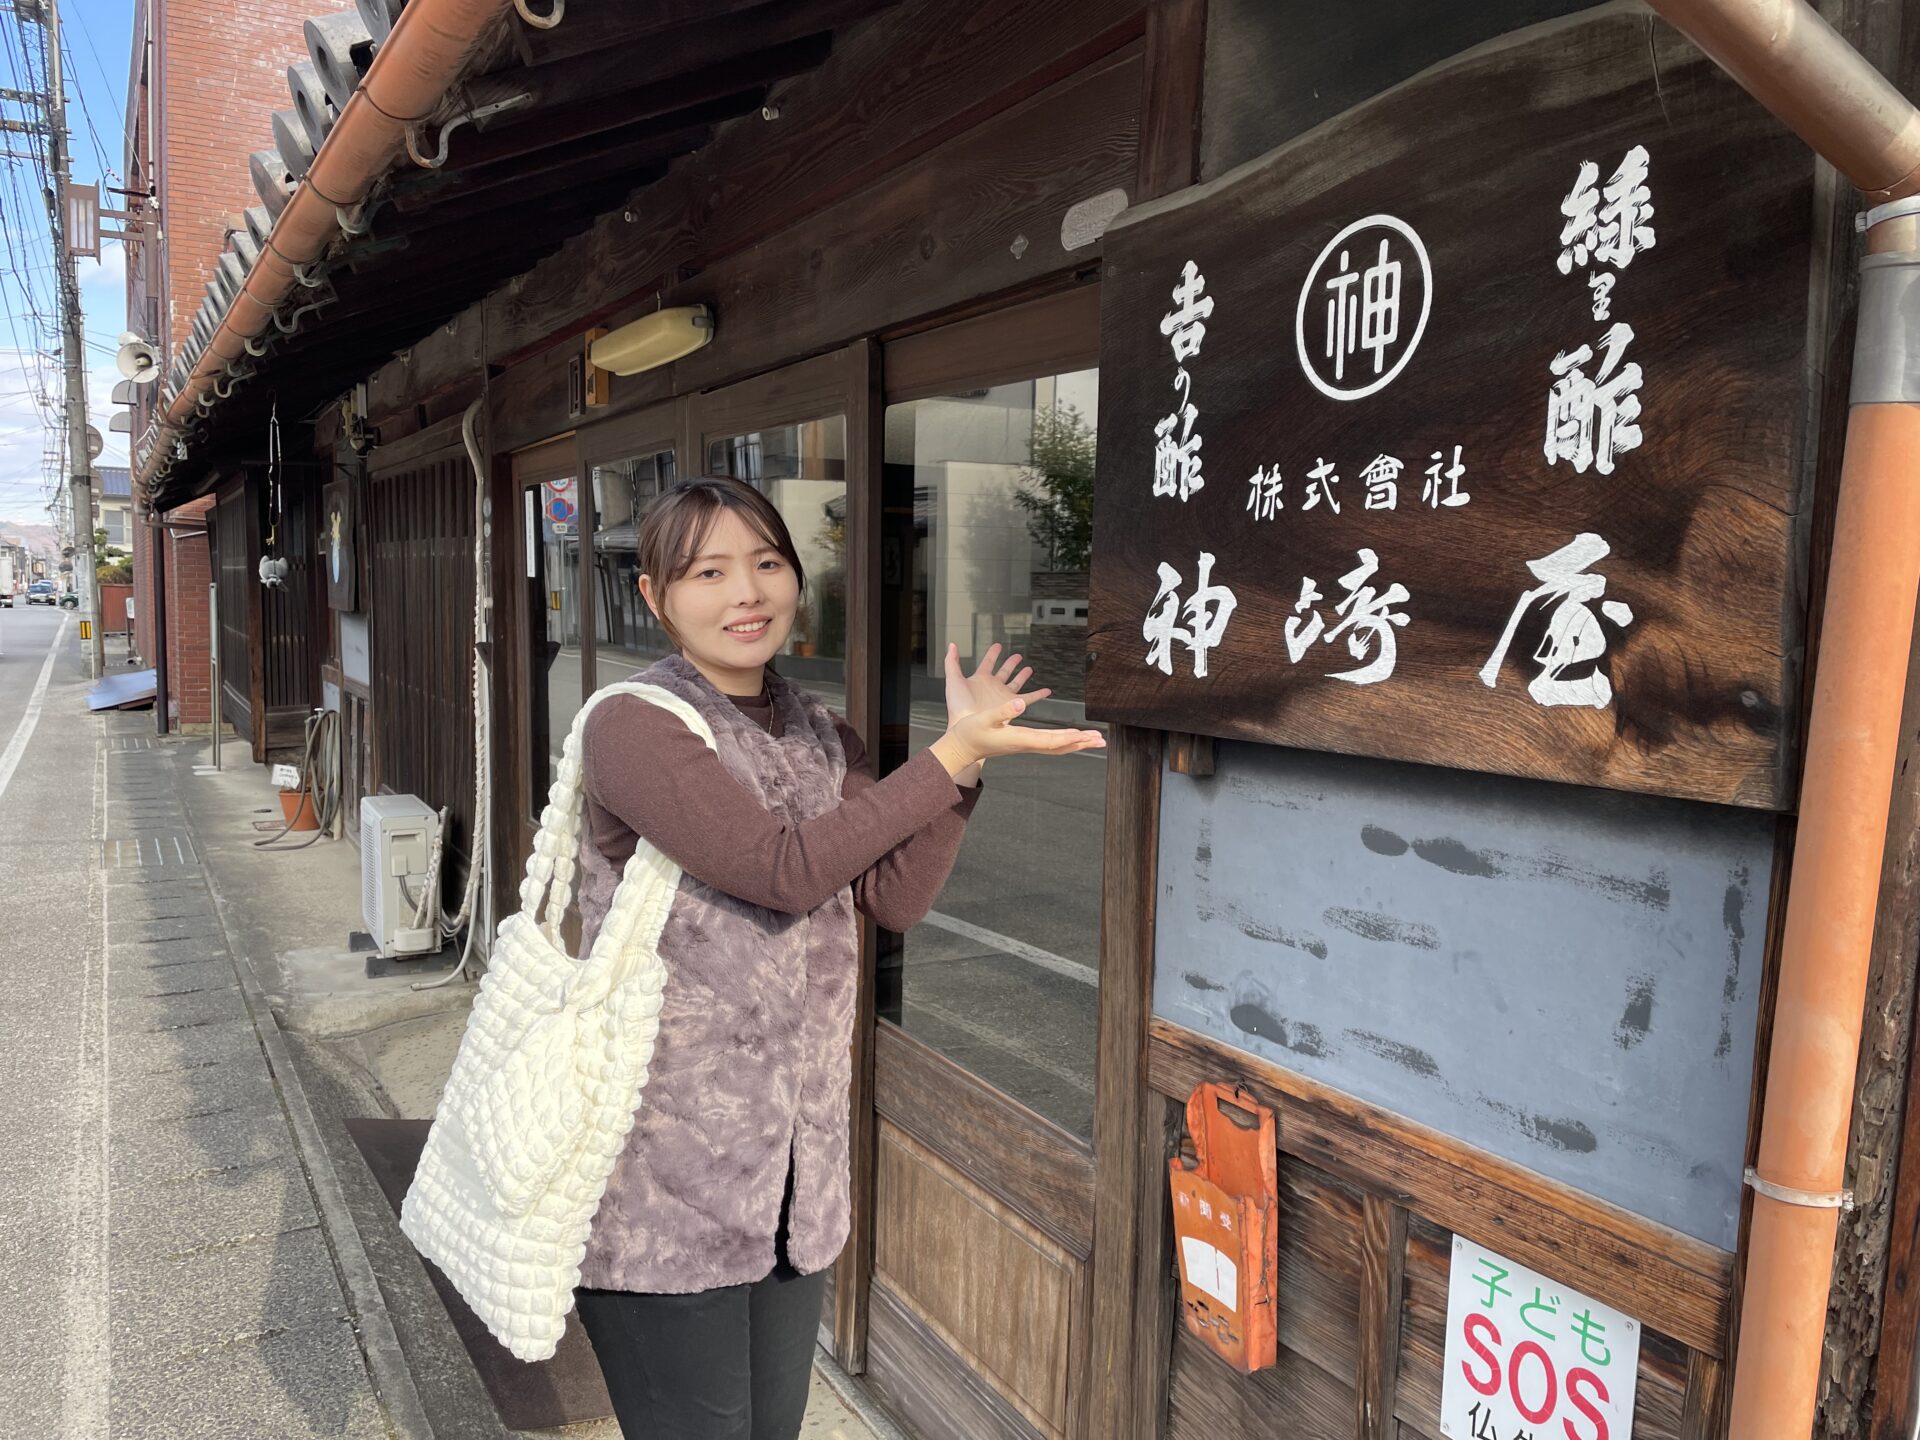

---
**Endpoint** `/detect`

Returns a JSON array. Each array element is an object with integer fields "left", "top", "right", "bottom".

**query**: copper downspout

[
  {"left": 1643, "top": 1, "right": 1920, "bottom": 1434},
  {"left": 143, "top": 0, "right": 513, "bottom": 479}
]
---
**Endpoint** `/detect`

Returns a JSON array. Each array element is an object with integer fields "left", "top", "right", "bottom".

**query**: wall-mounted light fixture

[{"left": 589, "top": 304, "right": 714, "bottom": 377}]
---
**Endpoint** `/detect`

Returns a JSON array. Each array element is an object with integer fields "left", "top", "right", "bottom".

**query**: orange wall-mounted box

[{"left": 1168, "top": 1082, "right": 1279, "bottom": 1373}]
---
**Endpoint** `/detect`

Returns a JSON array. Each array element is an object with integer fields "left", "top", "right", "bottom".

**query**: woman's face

[{"left": 641, "top": 508, "right": 799, "bottom": 683}]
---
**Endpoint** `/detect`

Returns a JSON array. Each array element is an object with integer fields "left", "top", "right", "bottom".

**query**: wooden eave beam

[
  {"left": 519, "top": 0, "right": 805, "bottom": 68},
  {"left": 387, "top": 110, "right": 731, "bottom": 212},
  {"left": 359, "top": 0, "right": 1147, "bottom": 419},
  {"left": 446, "top": 39, "right": 824, "bottom": 171},
  {"left": 470, "top": 0, "right": 894, "bottom": 118}
]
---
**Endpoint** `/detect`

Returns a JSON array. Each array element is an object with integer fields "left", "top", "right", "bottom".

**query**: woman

[{"left": 570, "top": 475, "right": 1104, "bottom": 1439}]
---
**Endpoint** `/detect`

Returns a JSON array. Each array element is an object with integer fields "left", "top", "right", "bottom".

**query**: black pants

[{"left": 574, "top": 1169, "right": 827, "bottom": 1439}]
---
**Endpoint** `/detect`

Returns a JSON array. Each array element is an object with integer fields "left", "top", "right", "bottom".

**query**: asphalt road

[{"left": 0, "top": 602, "right": 66, "bottom": 740}]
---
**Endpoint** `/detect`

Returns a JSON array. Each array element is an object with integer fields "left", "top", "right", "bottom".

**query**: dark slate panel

[{"left": 1153, "top": 741, "right": 1772, "bottom": 1247}]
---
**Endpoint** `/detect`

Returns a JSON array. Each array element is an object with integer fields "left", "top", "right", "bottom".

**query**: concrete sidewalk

[
  {"left": 169, "top": 712, "right": 896, "bottom": 1440},
  {"left": 1, "top": 639, "right": 397, "bottom": 1438}
]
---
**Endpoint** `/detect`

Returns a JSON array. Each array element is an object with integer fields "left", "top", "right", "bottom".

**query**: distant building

[
  {"left": 123, "top": 0, "right": 312, "bottom": 729},
  {"left": 93, "top": 465, "right": 132, "bottom": 556}
]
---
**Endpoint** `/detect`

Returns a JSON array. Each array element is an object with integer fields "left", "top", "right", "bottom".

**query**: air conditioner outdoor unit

[{"left": 360, "top": 794, "right": 442, "bottom": 958}]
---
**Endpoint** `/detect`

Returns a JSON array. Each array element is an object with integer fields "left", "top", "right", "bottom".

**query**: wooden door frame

[
  {"left": 684, "top": 342, "right": 883, "bottom": 1369},
  {"left": 1085, "top": 5, "right": 1205, "bottom": 1438},
  {"left": 504, "top": 430, "right": 585, "bottom": 888},
  {"left": 576, "top": 397, "right": 680, "bottom": 694},
  {"left": 853, "top": 283, "right": 1111, "bottom": 1440}
]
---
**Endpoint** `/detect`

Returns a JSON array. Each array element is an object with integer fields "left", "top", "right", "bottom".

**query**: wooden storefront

[
  {"left": 208, "top": 462, "right": 322, "bottom": 762},
  {"left": 138, "top": 0, "right": 1920, "bottom": 1436}
]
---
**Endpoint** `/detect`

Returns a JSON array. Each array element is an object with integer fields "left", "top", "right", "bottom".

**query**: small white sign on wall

[{"left": 1440, "top": 1237, "right": 1640, "bottom": 1440}]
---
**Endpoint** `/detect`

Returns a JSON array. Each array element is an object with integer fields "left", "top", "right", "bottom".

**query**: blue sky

[{"left": 0, "top": 0, "right": 134, "bottom": 525}]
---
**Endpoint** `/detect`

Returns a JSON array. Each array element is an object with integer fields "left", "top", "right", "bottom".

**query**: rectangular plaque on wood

[{"left": 1085, "top": 11, "right": 1813, "bottom": 809}]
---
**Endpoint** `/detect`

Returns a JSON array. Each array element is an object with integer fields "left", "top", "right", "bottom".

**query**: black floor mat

[{"left": 342, "top": 1117, "right": 614, "bottom": 1430}]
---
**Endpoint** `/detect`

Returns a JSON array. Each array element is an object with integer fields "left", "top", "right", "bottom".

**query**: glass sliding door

[
  {"left": 588, "top": 443, "right": 677, "bottom": 683},
  {"left": 878, "top": 367, "right": 1104, "bottom": 1138},
  {"left": 704, "top": 414, "right": 850, "bottom": 699}
]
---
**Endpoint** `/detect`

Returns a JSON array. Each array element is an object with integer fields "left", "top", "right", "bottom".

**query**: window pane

[
  {"left": 525, "top": 473, "right": 584, "bottom": 808},
  {"left": 591, "top": 447, "right": 676, "bottom": 683},
  {"left": 878, "top": 371, "right": 1103, "bottom": 1138},
  {"left": 706, "top": 415, "right": 848, "bottom": 697}
]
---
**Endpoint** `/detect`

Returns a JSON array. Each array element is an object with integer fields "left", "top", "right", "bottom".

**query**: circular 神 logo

[{"left": 1295, "top": 214, "right": 1433, "bottom": 403}]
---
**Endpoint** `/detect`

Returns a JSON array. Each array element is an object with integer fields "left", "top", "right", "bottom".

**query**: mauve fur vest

[{"left": 573, "top": 655, "right": 855, "bottom": 1294}]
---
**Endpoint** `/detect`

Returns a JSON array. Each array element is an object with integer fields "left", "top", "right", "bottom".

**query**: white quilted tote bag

[{"left": 400, "top": 680, "right": 715, "bottom": 1362}]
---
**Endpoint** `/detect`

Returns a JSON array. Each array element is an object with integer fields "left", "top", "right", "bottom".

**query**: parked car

[{"left": 25, "top": 581, "right": 57, "bottom": 606}]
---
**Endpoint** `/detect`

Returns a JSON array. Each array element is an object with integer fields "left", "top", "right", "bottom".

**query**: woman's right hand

[{"left": 929, "top": 697, "right": 1106, "bottom": 778}]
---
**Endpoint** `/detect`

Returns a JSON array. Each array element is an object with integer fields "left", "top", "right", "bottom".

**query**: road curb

[{"left": 200, "top": 856, "right": 438, "bottom": 1440}]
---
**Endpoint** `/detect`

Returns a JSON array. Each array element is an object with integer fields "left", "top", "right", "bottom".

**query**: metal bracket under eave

[
  {"left": 272, "top": 291, "right": 334, "bottom": 336},
  {"left": 404, "top": 92, "right": 535, "bottom": 170}
]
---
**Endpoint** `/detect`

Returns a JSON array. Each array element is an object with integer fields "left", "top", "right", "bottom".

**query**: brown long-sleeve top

[{"left": 581, "top": 684, "right": 981, "bottom": 932}]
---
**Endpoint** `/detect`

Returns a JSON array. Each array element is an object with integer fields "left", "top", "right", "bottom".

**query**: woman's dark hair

[{"left": 636, "top": 476, "right": 806, "bottom": 643}]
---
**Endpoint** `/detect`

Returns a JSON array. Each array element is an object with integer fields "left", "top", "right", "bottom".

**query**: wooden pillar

[
  {"left": 1084, "top": 6, "right": 1206, "bottom": 1437},
  {"left": 836, "top": 337, "right": 885, "bottom": 1373}
]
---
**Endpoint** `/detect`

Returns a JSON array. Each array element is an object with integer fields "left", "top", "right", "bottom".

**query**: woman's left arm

[{"left": 836, "top": 718, "right": 981, "bottom": 933}]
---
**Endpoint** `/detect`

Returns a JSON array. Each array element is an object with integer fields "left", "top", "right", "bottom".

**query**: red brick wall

[
  {"left": 164, "top": 496, "right": 215, "bottom": 727},
  {"left": 157, "top": 0, "right": 314, "bottom": 356},
  {"left": 133, "top": 0, "right": 310, "bottom": 725},
  {"left": 132, "top": 511, "right": 156, "bottom": 662}
]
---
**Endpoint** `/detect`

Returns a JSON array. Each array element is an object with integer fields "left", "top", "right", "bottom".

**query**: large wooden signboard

[{"left": 1085, "top": 12, "right": 1814, "bottom": 809}]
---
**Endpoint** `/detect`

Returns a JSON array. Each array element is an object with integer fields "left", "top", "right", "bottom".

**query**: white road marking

[
  {"left": 59, "top": 682, "right": 109, "bottom": 1438},
  {"left": 0, "top": 614, "right": 68, "bottom": 810},
  {"left": 921, "top": 910, "right": 1097, "bottom": 987}
]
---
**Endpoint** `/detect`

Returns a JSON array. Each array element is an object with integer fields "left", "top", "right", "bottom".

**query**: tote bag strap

[{"left": 516, "top": 680, "right": 718, "bottom": 946}]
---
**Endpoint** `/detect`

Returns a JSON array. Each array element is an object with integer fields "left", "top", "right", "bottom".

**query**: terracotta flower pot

[{"left": 279, "top": 787, "right": 320, "bottom": 832}]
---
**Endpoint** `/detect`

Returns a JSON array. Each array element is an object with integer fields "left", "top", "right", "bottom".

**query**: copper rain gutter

[
  {"left": 140, "top": 0, "right": 515, "bottom": 484},
  {"left": 1643, "top": 0, "right": 1920, "bottom": 1434}
]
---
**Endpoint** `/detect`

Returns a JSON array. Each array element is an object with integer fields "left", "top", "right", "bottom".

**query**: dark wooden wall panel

[
  {"left": 1274, "top": 1164, "right": 1365, "bottom": 1388},
  {"left": 261, "top": 468, "right": 317, "bottom": 749},
  {"left": 1166, "top": 1330, "right": 1357, "bottom": 1440},
  {"left": 213, "top": 482, "right": 253, "bottom": 744},
  {"left": 865, "top": 1280, "right": 1046, "bottom": 1440},
  {"left": 367, "top": 452, "right": 477, "bottom": 861},
  {"left": 1198, "top": 0, "right": 1602, "bottom": 179},
  {"left": 1151, "top": 1019, "right": 1737, "bottom": 1437}
]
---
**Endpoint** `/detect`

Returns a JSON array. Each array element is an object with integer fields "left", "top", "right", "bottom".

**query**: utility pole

[{"left": 39, "top": 0, "right": 99, "bottom": 677}]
